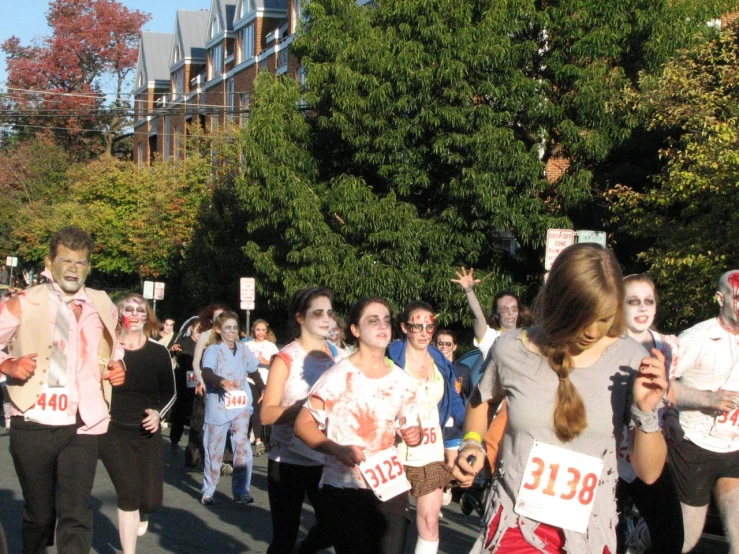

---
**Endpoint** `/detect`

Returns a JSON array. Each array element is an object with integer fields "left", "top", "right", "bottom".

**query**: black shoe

[{"left": 234, "top": 494, "right": 254, "bottom": 505}]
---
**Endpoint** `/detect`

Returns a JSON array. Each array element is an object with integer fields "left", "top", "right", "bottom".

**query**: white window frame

[
  {"left": 208, "top": 43, "right": 224, "bottom": 80},
  {"left": 239, "top": 24, "right": 255, "bottom": 63}
]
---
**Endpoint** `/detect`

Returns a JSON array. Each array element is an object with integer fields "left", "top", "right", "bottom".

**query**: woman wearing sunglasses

[{"left": 387, "top": 302, "right": 466, "bottom": 554}]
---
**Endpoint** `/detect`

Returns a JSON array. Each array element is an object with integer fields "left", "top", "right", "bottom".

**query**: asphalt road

[
  {"left": 0, "top": 426, "right": 728, "bottom": 553},
  {"left": 0, "top": 427, "right": 480, "bottom": 553}
]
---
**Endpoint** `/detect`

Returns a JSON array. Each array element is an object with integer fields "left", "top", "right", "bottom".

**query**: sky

[{"left": 0, "top": 0, "right": 211, "bottom": 92}]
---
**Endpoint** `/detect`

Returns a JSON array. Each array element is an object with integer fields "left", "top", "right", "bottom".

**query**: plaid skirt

[{"left": 404, "top": 462, "right": 454, "bottom": 498}]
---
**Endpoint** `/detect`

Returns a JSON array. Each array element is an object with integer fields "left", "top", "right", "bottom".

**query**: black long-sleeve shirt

[{"left": 110, "top": 339, "right": 177, "bottom": 428}]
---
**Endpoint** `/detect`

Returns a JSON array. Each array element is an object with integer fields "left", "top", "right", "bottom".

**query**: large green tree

[
  {"left": 609, "top": 24, "right": 739, "bottom": 331},
  {"left": 213, "top": 0, "right": 733, "bottom": 323}
]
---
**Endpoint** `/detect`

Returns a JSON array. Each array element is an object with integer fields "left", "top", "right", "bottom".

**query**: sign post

[
  {"left": 6, "top": 256, "right": 18, "bottom": 287},
  {"left": 545, "top": 229, "right": 575, "bottom": 271},
  {"left": 153, "top": 282, "right": 165, "bottom": 315},
  {"left": 240, "top": 278, "right": 256, "bottom": 333}
]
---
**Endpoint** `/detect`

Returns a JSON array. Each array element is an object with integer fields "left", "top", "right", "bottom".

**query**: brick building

[{"left": 133, "top": 0, "right": 303, "bottom": 166}]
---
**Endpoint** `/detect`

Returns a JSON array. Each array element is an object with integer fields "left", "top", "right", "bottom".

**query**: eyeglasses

[
  {"left": 405, "top": 323, "right": 437, "bottom": 333},
  {"left": 436, "top": 341, "right": 453, "bottom": 348}
]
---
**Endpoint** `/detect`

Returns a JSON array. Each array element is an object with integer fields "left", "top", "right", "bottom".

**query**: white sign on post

[
  {"left": 576, "top": 230, "right": 607, "bottom": 249},
  {"left": 154, "top": 282, "right": 166, "bottom": 300},
  {"left": 240, "top": 278, "right": 256, "bottom": 301},
  {"left": 240, "top": 300, "right": 255, "bottom": 311},
  {"left": 545, "top": 229, "right": 575, "bottom": 270},
  {"left": 6, "top": 256, "right": 18, "bottom": 267},
  {"left": 143, "top": 280, "right": 154, "bottom": 300}
]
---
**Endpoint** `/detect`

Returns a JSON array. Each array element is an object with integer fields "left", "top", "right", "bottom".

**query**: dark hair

[
  {"left": 398, "top": 300, "right": 434, "bottom": 335},
  {"left": 197, "top": 304, "right": 229, "bottom": 333},
  {"left": 529, "top": 243, "right": 624, "bottom": 443},
  {"left": 287, "top": 287, "right": 333, "bottom": 338},
  {"left": 490, "top": 291, "right": 521, "bottom": 330},
  {"left": 116, "top": 293, "right": 159, "bottom": 338},
  {"left": 49, "top": 227, "right": 94, "bottom": 260},
  {"left": 345, "top": 297, "right": 392, "bottom": 346},
  {"left": 435, "top": 328, "right": 457, "bottom": 344},
  {"left": 211, "top": 311, "right": 240, "bottom": 344}
]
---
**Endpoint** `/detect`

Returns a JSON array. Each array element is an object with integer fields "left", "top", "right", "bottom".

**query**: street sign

[
  {"left": 5, "top": 257, "right": 18, "bottom": 267},
  {"left": 240, "top": 300, "right": 255, "bottom": 311},
  {"left": 545, "top": 229, "right": 575, "bottom": 270},
  {"left": 240, "top": 277, "right": 256, "bottom": 302},
  {"left": 576, "top": 230, "right": 607, "bottom": 249},
  {"left": 154, "top": 282, "right": 165, "bottom": 300},
  {"left": 143, "top": 280, "right": 154, "bottom": 299}
]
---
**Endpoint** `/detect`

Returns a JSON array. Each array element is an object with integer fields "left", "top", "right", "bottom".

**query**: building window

[
  {"left": 239, "top": 25, "right": 254, "bottom": 63},
  {"left": 173, "top": 68, "right": 185, "bottom": 99},
  {"left": 211, "top": 16, "right": 220, "bottom": 39},
  {"left": 164, "top": 115, "right": 171, "bottom": 161},
  {"left": 240, "top": 92, "right": 250, "bottom": 126},
  {"left": 208, "top": 43, "right": 224, "bottom": 80},
  {"left": 136, "top": 71, "right": 143, "bottom": 89},
  {"left": 173, "top": 44, "right": 181, "bottom": 64},
  {"left": 227, "top": 80, "right": 236, "bottom": 123},
  {"left": 137, "top": 141, "right": 145, "bottom": 169}
]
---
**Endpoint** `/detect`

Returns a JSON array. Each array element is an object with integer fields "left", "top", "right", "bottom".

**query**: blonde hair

[
  {"left": 530, "top": 244, "right": 624, "bottom": 442},
  {"left": 116, "top": 294, "right": 159, "bottom": 338}
]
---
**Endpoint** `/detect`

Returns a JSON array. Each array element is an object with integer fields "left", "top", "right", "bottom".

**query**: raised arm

[{"left": 451, "top": 267, "right": 488, "bottom": 342}]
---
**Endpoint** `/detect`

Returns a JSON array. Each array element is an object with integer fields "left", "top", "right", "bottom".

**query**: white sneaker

[{"left": 137, "top": 514, "right": 149, "bottom": 536}]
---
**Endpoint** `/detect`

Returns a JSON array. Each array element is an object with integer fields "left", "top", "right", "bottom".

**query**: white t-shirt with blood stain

[{"left": 307, "top": 358, "right": 419, "bottom": 489}]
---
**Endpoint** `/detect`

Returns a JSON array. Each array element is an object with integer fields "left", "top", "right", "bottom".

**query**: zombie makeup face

[
  {"left": 402, "top": 309, "right": 437, "bottom": 350},
  {"left": 162, "top": 319, "right": 175, "bottom": 336},
  {"left": 217, "top": 318, "right": 240, "bottom": 347},
  {"left": 351, "top": 302, "right": 393, "bottom": 350},
  {"left": 298, "top": 296, "right": 333, "bottom": 339},
  {"left": 624, "top": 281, "right": 657, "bottom": 335},
  {"left": 46, "top": 245, "right": 91, "bottom": 296},
  {"left": 496, "top": 295, "right": 519, "bottom": 331},
  {"left": 121, "top": 298, "right": 148, "bottom": 334},
  {"left": 717, "top": 271, "right": 739, "bottom": 332},
  {"left": 253, "top": 322, "right": 268, "bottom": 342},
  {"left": 435, "top": 333, "right": 457, "bottom": 362}
]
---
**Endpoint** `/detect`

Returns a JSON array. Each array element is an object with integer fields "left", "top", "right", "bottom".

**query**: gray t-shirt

[{"left": 474, "top": 329, "right": 647, "bottom": 554}]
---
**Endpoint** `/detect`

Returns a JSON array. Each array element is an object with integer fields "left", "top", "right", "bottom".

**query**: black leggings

[
  {"left": 100, "top": 425, "right": 164, "bottom": 513},
  {"left": 267, "top": 460, "right": 331, "bottom": 554},
  {"left": 321, "top": 486, "right": 409, "bottom": 554},
  {"left": 616, "top": 463, "right": 683, "bottom": 554},
  {"left": 249, "top": 382, "right": 263, "bottom": 441}
]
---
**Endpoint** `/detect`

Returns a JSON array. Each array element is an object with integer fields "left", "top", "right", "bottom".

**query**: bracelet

[
  {"left": 630, "top": 403, "right": 661, "bottom": 433},
  {"left": 462, "top": 431, "right": 483, "bottom": 444},
  {"left": 463, "top": 287, "right": 474, "bottom": 293},
  {"left": 459, "top": 440, "right": 486, "bottom": 453}
]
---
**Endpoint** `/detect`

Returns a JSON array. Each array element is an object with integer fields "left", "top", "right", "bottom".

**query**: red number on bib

[
  {"left": 48, "top": 394, "right": 57, "bottom": 410},
  {"left": 36, "top": 393, "right": 46, "bottom": 410},
  {"left": 392, "top": 455, "right": 403, "bottom": 476},
  {"left": 365, "top": 468, "right": 379, "bottom": 488},
  {"left": 561, "top": 467, "right": 580, "bottom": 500},
  {"left": 58, "top": 394, "right": 68, "bottom": 411},
  {"left": 578, "top": 473, "right": 598, "bottom": 505},
  {"left": 542, "top": 463, "right": 560, "bottom": 496},
  {"left": 523, "top": 457, "right": 545, "bottom": 490}
]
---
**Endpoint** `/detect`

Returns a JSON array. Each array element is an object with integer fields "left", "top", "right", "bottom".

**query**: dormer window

[
  {"left": 208, "top": 43, "right": 224, "bottom": 79},
  {"left": 211, "top": 16, "right": 220, "bottom": 38},
  {"left": 173, "top": 44, "right": 181, "bottom": 64},
  {"left": 137, "top": 71, "right": 143, "bottom": 88}
]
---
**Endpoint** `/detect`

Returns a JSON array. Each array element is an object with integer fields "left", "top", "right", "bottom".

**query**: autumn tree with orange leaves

[{"left": 1, "top": 0, "right": 149, "bottom": 159}]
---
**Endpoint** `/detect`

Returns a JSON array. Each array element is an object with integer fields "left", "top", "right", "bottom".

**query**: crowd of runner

[{"left": 1, "top": 227, "right": 738, "bottom": 554}]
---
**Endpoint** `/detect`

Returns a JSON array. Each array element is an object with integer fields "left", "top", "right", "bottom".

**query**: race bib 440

[{"left": 514, "top": 440, "right": 604, "bottom": 533}]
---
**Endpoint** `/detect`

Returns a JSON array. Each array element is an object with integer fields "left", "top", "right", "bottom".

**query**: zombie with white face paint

[
  {"left": 157, "top": 318, "right": 176, "bottom": 349},
  {"left": 260, "top": 287, "right": 339, "bottom": 554},
  {"left": 0, "top": 226, "right": 126, "bottom": 553},
  {"left": 669, "top": 269, "right": 739, "bottom": 553},
  {"left": 615, "top": 274, "right": 683, "bottom": 554},
  {"left": 451, "top": 268, "right": 527, "bottom": 361},
  {"left": 99, "top": 293, "right": 176, "bottom": 552},
  {"left": 200, "top": 311, "right": 263, "bottom": 506}
]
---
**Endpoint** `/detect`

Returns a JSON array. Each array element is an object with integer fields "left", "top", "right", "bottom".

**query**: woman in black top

[{"left": 100, "top": 294, "right": 176, "bottom": 554}]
